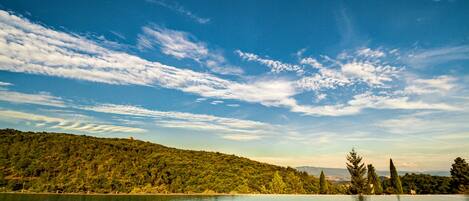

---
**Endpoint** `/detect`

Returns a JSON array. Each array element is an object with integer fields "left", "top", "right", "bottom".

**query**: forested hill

[{"left": 0, "top": 129, "right": 318, "bottom": 194}]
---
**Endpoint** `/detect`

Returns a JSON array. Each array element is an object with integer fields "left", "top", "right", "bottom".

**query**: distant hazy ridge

[{"left": 296, "top": 166, "right": 450, "bottom": 181}]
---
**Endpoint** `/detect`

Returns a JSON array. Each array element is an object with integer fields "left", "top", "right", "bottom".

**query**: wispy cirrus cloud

[
  {"left": 138, "top": 26, "right": 243, "bottom": 75},
  {"left": 0, "top": 81, "right": 13, "bottom": 86},
  {"left": 81, "top": 104, "right": 276, "bottom": 141},
  {"left": 405, "top": 45, "right": 469, "bottom": 68},
  {"left": 138, "top": 26, "right": 208, "bottom": 60},
  {"left": 0, "top": 10, "right": 457, "bottom": 117},
  {"left": 289, "top": 92, "right": 456, "bottom": 116},
  {"left": 297, "top": 50, "right": 401, "bottom": 91},
  {"left": 236, "top": 50, "right": 303, "bottom": 74},
  {"left": 0, "top": 109, "right": 145, "bottom": 133},
  {"left": 0, "top": 88, "right": 66, "bottom": 107},
  {"left": 356, "top": 48, "right": 386, "bottom": 58},
  {"left": 376, "top": 111, "right": 469, "bottom": 136},
  {"left": 147, "top": 0, "right": 210, "bottom": 24},
  {"left": 403, "top": 75, "right": 457, "bottom": 95}
]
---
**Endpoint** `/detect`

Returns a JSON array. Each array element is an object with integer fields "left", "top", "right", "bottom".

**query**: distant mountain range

[{"left": 296, "top": 166, "right": 450, "bottom": 181}]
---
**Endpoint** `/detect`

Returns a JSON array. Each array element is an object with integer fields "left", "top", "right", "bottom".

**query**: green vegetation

[
  {"left": 400, "top": 173, "right": 451, "bottom": 194},
  {"left": 346, "top": 149, "right": 367, "bottom": 194},
  {"left": 0, "top": 129, "right": 466, "bottom": 195},
  {"left": 0, "top": 129, "right": 318, "bottom": 194},
  {"left": 344, "top": 149, "right": 466, "bottom": 195},
  {"left": 366, "top": 164, "right": 382, "bottom": 195},
  {"left": 450, "top": 157, "right": 469, "bottom": 194},
  {"left": 319, "top": 170, "right": 328, "bottom": 194},
  {"left": 389, "top": 159, "right": 403, "bottom": 194}
]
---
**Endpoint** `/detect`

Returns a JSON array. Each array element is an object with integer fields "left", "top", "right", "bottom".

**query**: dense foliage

[
  {"left": 400, "top": 173, "right": 451, "bottom": 194},
  {"left": 0, "top": 129, "right": 318, "bottom": 194},
  {"left": 450, "top": 157, "right": 469, "bottom": 193}
]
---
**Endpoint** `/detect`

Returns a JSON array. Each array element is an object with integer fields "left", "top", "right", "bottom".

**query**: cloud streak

[
  {"left": 405, "top": 45, "right": 469, "bottom": 68},
  {"left": 236, "top": 50, "right": 303, "bottom": 74},
  {"left": 81, "top": 104, "right": 278, "bottom": 141},
  {"left": 146, "top": 0, "right": 210, "bottom": 24},
  {"left": 138, "top": 26, "right": 243, "bottom": 75},
  {"left": 0, "top": 10, "right": 456, "bottom": 117},
  {"left": 0, "top": 109, "right": 145, "bottom": 133},
  {"left": 0, "top": 88, "right": 66, "bottom": 107}
]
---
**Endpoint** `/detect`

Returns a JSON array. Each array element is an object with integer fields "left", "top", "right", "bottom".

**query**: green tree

[
  {"left": 390, "top": 159, "right": 403, "bottom": 194},
  {"left": 319, "top": 170, "right": 328, "bottom": 194},
  {"left": 269, "top": 171, "right": 286, "bottom": 194},
  {"left": 450, "top": 157, "right": 469, "bottom": 194},
  {"left": 346, "top": 149, "right": 367, "bottom": 194},
  {"left": 284, "top": 171, "right": 305, "bottom": 194},
  {"left": 400, "top": 173, "right": 451, "bottom": 194},
  {"left": 366, "top": 164, "right": 382, "bottom": 194}
]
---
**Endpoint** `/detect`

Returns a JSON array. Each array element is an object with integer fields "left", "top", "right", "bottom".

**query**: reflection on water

[
  {"left": 354, "top": 195, "right": 367, "bottom": 201},
  {"left": 0, "top": 194, "right": 467, "bottom": 201}
]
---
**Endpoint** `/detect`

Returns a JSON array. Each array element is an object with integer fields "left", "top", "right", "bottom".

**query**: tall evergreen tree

[
  {"left": 366, "top": 164, "right": 382, "bottom": 194},
  {"left": 319, "top": 170, "right": 328, "bottom": 194},
  {"left": 346, "top": 149, "right": 367, "bottom": 194},
  {"left": 389, "top": 159, "right": 403, "bottom": 194},
  {"left": 450, "top": 157, "right": 469, "bottom": 194}
]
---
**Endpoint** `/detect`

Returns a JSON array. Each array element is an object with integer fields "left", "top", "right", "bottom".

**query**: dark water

[{"left": 0, "top": 194, "right": 467, "bottom": 201}]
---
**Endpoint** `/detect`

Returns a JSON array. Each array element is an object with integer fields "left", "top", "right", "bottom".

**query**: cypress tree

[
  {"left": 346, "top": 149, "right": 367, "bottom": 194},
  {"left": 366, "top": 164, "right": 382, "bottom": 194},
  {"left": 389, "top": 159, "right": 403, "bottom": 194},
  {"left": 319, "top": 170, "right": 328, "bottom": 194}
]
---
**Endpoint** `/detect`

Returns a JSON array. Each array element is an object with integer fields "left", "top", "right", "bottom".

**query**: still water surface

[{"left": 0, "top": 194, "right": 467, "bottom": 201}]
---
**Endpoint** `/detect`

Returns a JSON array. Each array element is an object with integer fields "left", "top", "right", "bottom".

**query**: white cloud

[
  {"left": 288, "top": 92, "right": 457, "bottom": 116},
  {"left": 210, "top": 100, "right": 223, "bottom": 105},
  {"left": 0, "top": 109, "right": 145, "bottom": 133},
  {"left": 405, "top": 45, "right": 469, "bottom": 68},
  {"left": 0, "top": 89, "right": 65, "bottom": 107},
  {"left": 298, "top": 54, "right": 400, "bottom": 91},
  {"left": 146, "top": 0, "right": 210, "bottom": 24},
  {"left": 0, "top": 11, "right": 275, "bottom": 106},
  {"left": 341, "top": 61, "right": 400, "bottom": 86},
  {"left": 226, "top": 104, "right": 240, "bottom": 107},
  {"left": 236, "top": 50, "right": 303, "bottom": 74},
  {"left": 138, "top": 26, "right": 243, "bottom": 75},
  {"left": 0, "top": 10, "right": 456, "bottom": 117},
  {"left": 316, "top": 93, "right": 327, "bottom": 102},
  {"left": 81, "top": 104, "right": 276, "bottom": 140},
  {"left": 356, "top": 48, "right": 385, "bottom": 58},
  {"left": 300, "top": 57, "right": 323, "bottom": 68},
  {"left": 138, "top": 26, "right": 209, "bottom": 60},
  {"left": 296, "top": 68, "right": 350, "bottom": 91},
  {"left": 195, "top": 97, "right": 207, "bottom": 102},
  {"left": 222, "top": 134, "right": 262, "bottom": 141},
  {"left": 0, "top": 81, "right": 13, "bottom": 86},
  {"left": 376, "top": 112, "right": 468, "bottom": 135},
  {"left": 404, "top": 75, "right": 457, "bottom": 95}
]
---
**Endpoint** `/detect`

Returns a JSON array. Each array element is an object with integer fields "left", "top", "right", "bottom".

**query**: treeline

[
  {"left": 0, "top": 129, "right": 467, "bottom": 195},
  {"left": 0, "top": 129, "right": 318, "bottom": 194},
  {"left": 329, "top": 149, "right": 469, "bottom": 195}
]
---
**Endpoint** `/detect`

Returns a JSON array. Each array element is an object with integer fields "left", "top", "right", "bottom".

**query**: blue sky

[{"left": 0, "top": 0, "right": 468, "bottom": 171}]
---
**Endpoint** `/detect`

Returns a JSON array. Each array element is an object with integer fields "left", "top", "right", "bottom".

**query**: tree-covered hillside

[{"left": 0, "top": 129, "right": 318, "bottom": 194}]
